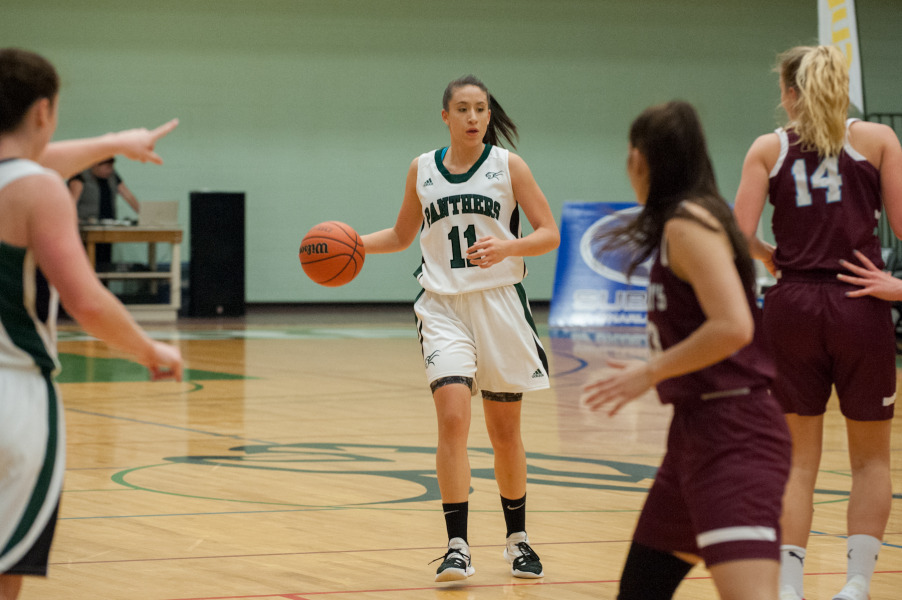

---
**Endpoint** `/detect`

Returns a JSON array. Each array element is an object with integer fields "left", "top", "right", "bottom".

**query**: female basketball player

[
  {"left": 0, "top": 47, "right": 183, "bottom": 600},
  {"left": 733, "top": 45, "right": 902, "bottom": 600},
  {"left": 583, "top": 101, "right": 791, "bottom": 600},
  {"left": 361, "top": 75, "right": 559, "bottom": 582}
]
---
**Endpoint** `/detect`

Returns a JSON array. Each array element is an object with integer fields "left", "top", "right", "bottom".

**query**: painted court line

[
  {"left": 162, "top": 568, "right": 902, "bottom": 600},
  {"left": 65, "top": 407, "right": 277, "bottom": 444},
  {"left": 52, "top": 539, "right": 629, "bottom": 566},
  {"left": 58, "top": 327, "right": 418, "bottom": 342},
  {"left": 165, "top": 580, "right": 611, "bottom": 600}
]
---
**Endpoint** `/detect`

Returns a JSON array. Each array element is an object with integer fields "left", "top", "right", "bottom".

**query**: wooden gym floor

[{"left": 18, "top": 303, "right": 902, "bottom": 599}]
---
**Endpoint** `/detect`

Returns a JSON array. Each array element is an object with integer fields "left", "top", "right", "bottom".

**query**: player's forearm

[
  {"left": 40, "top": 134, "right": 121, "bottom": 179},
  {"left": 507, "top": 226, "right": 559, "bottom": 257},
  {"left": 647, "top": 317, "right": 754, "bottom": 385},
  {"left": 361, "top": 228, "right": 413, "bottom": 254},
  {"left": 63, "top": 286, "right": 157, "bottom": 365}
]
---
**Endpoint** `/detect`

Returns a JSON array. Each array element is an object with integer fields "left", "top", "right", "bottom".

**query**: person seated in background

[
  {"left": 68, "top": 157, "right": 141, "bottom": 267},
  {"left": 69, "top": 157, "right": 141, "bottom": 222}
]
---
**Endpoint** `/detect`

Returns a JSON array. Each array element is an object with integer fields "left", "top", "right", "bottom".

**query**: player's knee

[
  {"left": 438, "top": 413, "right": 470, "bottom": 441},
  {"left": 486, "top": 427, "right": 523, "bottom": 452}
]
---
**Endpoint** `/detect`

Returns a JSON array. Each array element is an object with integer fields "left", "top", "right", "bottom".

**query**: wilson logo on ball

[{"left": 299, "top": 242, "right": 329, "bottom": 256}]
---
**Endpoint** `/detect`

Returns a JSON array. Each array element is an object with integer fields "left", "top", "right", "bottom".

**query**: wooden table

[{"left": 80, "top": 225, "right": 183, "bottom": 321}]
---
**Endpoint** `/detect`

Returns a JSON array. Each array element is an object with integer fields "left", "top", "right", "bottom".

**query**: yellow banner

[{"left": 818, "top": 0, "right": 864, "bottom": 114}]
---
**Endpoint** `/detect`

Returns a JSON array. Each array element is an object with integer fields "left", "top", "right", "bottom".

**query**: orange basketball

[{"left": 299, "top": 221, "right": 365, "bottom": 287}]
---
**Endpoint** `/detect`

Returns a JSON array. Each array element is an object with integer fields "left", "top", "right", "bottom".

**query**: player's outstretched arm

[
  {"left": 583, "top": 213, "right": 753, "bottom": 415},
  {"left": 25, "top": 174, "right": 183, "bottom": 380},
  {"left": 39, "top": 118, "right": 179, "bottom": 179}
]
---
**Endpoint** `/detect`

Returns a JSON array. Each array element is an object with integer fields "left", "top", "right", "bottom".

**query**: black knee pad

[
  {"left": 481, "top": 390, "right": 522, "bottom": 402},
  {"left": 430, "top": 376, "right": 473, "bottom": 394}
]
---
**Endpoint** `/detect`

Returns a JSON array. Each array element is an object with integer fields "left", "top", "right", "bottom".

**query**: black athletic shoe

[
  {"left": 432, "top": 537, "right": 475, "bottom": 582},
  {"left": 503, "top": 532, "right": 544, "bottom": 578}
]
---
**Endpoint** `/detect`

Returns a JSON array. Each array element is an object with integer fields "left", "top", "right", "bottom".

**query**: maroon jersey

[
  {"left": 768, "top": 120, "right": 883, "bottom": 274},
  {"left": 647, "top": 239, "right": 774, "bottom": 405}
]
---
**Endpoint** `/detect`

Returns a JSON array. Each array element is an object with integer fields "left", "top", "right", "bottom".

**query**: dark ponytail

[
  {"left": 0, "top": 48, "right": 59, "bottom": 134},
  {"left": 596, "top": 101, "right": 756, "bottom": 292},
  {"left": 442, "top": 75, "right": 518, "bottom": 149}
]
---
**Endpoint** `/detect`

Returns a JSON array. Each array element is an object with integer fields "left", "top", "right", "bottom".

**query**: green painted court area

[{"left": 56, "top": 353, "right": 247, "bottom": 383}]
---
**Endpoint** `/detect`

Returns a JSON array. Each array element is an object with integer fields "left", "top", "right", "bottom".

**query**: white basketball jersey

[
  {"left": 415, "top": 145, "right": 526, "bottom": 294},
  {"left": 0, "top": 159, "right": 60, "bottom": 374}
]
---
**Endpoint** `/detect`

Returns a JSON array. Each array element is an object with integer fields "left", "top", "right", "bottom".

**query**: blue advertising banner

[{"left": 549, "top": 201, "right": 651, "bottom": 328}]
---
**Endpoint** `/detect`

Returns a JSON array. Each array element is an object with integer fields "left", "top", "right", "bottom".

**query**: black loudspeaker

[{"left": 189, "top": 192, "right": 245, "bottom": 316}]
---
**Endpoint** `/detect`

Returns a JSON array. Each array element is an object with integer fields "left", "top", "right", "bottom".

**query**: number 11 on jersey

[{"left": 448, "top": 224, "right": 477, "bottom": 268}]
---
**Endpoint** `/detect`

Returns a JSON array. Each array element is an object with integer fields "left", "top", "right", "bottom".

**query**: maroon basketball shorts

[
  {"left": 632, "top": 390, "right": 791, "bottom": 566},
  {"left": 763, "top": 279, "right": 896, "bottom": 420}
]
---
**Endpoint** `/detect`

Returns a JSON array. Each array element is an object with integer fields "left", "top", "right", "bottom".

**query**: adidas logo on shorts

[{"left": 531, "top": 369, "right": 544, "bottom": 379}]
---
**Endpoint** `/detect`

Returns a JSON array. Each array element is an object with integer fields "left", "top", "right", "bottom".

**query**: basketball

[{"left": 298, "top": 221, "right": 365, "bottom": 287}]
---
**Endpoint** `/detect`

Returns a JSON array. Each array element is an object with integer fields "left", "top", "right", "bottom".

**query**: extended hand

[
  {"left": 581, "top": 358, "right": 654, "bottom": 416},
  {"left": 144, "top": 341, "right": 184, "bottom": 381},
  {"left": 838, "top": 249, "right": 902, "bottom": 301},
  {"left": 116, "top": 118, "right": 180, "bottom": 165}
]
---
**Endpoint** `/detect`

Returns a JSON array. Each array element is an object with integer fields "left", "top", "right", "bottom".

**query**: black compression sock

[
  {"left": 442, "top": 501, "right": 468, "bottom": 543},
  {"left": 501, "top": 493, "right": 526, "bottom": 537}
]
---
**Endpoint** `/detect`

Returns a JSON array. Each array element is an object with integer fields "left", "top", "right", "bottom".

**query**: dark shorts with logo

[
  {"left": 633, "top": 391, "right": 791, "bottom": 566},
  {"left": 763, "top": 278, "right": 896, "bottom": 421}
]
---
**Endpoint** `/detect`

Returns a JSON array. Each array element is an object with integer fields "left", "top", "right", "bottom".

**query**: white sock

[
  {"left": 781, "top": 544, "right": 806, "bottom": 597},
  {"left": 846, "top": 534, "right": 881, "bottom": 584}
]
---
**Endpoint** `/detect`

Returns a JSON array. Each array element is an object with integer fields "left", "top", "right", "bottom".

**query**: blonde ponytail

[{"left": 780, "top": 45, "right": 849, "bottom": 157}]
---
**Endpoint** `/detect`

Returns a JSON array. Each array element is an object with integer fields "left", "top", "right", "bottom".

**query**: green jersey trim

[
  {"left": 0, "top": 243, "right": 56, "bottom": 374},
  {"left": 434, "top": 144, "right": 492, "bottom": 184}
]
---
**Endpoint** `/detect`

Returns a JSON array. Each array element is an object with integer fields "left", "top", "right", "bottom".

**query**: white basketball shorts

[
  {"left": 414, "top": 283, "right": 550, "bottom": 396},
  {"left": 0, "top": 368, "right": 65, "bottom": 574}
]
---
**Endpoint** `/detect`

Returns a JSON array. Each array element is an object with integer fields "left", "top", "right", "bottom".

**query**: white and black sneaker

[
  {"left": 832, "top": 575, "right": 870, "bottom": 600},
  {"left": 432, "top": 537, "right": 475, "bottom": 582},
  {"left": 503, "top": 532, "right": 544, "bottom": 578},
  {"left": 780, "top": 585, "right": 803, "bottom": 600}
]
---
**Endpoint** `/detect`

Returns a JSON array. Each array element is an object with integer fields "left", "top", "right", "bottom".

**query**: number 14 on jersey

[{"left": 792, "top": 157, "right": 842, "bottom": 206}]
